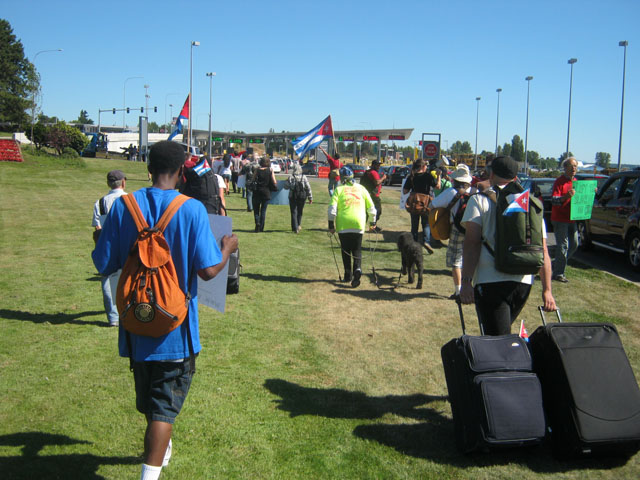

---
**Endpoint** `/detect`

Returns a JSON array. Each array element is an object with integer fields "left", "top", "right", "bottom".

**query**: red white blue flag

[
  {"left": 519, "top": 320, "right": 529, "bottom": 341},
  {"left": 503, "top": 189, "right": 530, "bottom": 215},
  {"left": 168, "top": 94, "right": 189, "bottom": 141},
  {"left": 193, "top": 158, "right": 211, "bottom": 177},
  {"left": 292, "top": 115, "right": 333, "bottom": 160}
]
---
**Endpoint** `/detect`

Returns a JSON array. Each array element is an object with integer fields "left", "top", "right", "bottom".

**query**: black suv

[{"left": 578, "top": 168, "right": 640, "bottom": 272}]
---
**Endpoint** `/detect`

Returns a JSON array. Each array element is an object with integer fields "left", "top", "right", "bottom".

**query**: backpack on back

[
  {"left": 360, "top": 170, "right": 376, "bottom": 193},
  {"left": 116, "top": 194, "right": 191, "bottom": 337},
  {"left": 481, "top": 182, "right": 544, "bottom": 275},
  {"left": 290, "top": 175, "right": 306, "bottom": 201},
  {"left": 181, "top": 159, "right": 222, "bottom": 214}
]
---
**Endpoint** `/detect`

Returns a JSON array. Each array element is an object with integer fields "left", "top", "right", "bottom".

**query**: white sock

[
  {"left": 140, "top": 464, "right": 162, "bottom": 480},
  {"left": 455, "top": 285, "right": 461, "bottom": 295}
]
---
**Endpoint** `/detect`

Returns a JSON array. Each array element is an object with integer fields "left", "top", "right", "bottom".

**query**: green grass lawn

[{"left": 1, "top": 153, "right": 640, "bottom": 479}]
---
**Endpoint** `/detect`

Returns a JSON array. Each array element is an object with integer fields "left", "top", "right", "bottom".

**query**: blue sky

[{"left": 4, "top": 0, "right": 640, "bottom": 164}]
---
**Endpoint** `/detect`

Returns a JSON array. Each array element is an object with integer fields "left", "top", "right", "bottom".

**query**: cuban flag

[
  {"left": 168, "top": 94, "right": 189, "bottom": 141},
  {"left": 519, "top": 320, "right": 529, "bottom": 342},
  {"left": 503, "top": 189, "right": 530, "bottom": 216},
  {"left": 292, "top": 115, "right": 333, "bottom": 160},
  {"left": 192, "top": 158, "right": 211, "bottom": 177}
]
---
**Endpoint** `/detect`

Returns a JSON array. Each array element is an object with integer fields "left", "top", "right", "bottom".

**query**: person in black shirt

[{"left": 403, "top": 158, "right": 436, "bottom": 253}]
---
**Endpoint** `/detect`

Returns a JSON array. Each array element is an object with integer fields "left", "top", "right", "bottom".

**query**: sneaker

[
  {"left": 109, "top": 321, "right": 119, "bottom": 327},
  {"left": 422, "top": 242, "right": 434, "bottom": 254},
  {"left": 351, "top": 269, "right": 362, "bottom": 288},
  {"left": 553, "top": 275, "right": 569, "bottom": 283},
  {"left": 297, "top": 225, "right": 302, "bottom": 233},
  {"left": 162, "top": 439, "right": 172, "bottom": 467}
]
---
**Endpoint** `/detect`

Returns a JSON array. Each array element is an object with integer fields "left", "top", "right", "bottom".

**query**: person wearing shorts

[{"left": 93, "top": 140, "right": 238, "bottom": 480}]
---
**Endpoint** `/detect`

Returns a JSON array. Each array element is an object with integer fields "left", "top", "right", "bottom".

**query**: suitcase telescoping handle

[
  {"left": 457, "top": 298, "right": 485, "bottom": 335},
  {"left": 538, "top": 306, "right": 563, "bottom": 326}
]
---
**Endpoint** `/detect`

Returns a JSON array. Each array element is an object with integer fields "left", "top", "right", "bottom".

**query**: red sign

[
  {"left": 363, "top": 135, "right": 379, "bottom": 141},
  {"left": 424, "top": 142, "right": 438, "bottom": 158},
  {"left": 388, "top": 135, "right": 405, "bottom": 140}
]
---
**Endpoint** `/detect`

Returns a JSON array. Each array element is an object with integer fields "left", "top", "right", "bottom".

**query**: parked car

[
  {"left": 346, "top": 163, "right": 367, "bottom": 178},
  {"left": 578, "top": 168, "right": 640, "bottom": 272},
  {"left": 379, "top": 166, "right": 391, "bottom": 184},
  {"left": 301, "top": 161, "right": 320, "bottom": 175},
  {"left": 270, "top": 160, "right": 281, "bottom": 173},
  {"left": 386, "top": 166, "right": 410, "bottom": 186},
  {"left": 520, "top": 177, "right": 556, "bottom": 229},
  {"left": 574, "top": 173, "right": 609, "bottom": 189}
]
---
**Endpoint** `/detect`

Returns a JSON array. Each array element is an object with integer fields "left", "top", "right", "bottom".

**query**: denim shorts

[{"left": 133, "top": 359, "right": 195, "bottom": 424}]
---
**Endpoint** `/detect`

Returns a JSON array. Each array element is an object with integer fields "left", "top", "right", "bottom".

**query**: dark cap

[
  {"left": 491, "top": 156, "right": 519, "bottom": 180},
  {"left": 371, "top": 159, "right": 381, "bottom": 166},
  {"left": 107, "top": 170, "right": 126, "bottom": 182}
]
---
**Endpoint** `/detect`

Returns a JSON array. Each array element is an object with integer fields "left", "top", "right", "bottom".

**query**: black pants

[
  {"left": 474, "top": 281, "right": 532, "bottom": 335},
  {"left": 289, "top": 197, "right": 306, "bottom": 232},
  {"left": 231, "top": 171, "right": 238, "bottom": 192},
  {"left": 252, "top": 194, "right": 269, "bottom": 231},
  {"left": 338, "top": 232, "right": 362, "bottom": 278}
]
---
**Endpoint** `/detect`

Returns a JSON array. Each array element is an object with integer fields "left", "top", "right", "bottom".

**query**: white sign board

[{"left": 197, "top": 214, "right": 232, "bottom": 313}]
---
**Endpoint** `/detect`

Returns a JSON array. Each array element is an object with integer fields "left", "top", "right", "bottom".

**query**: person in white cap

[{"left": 431, "top": 165, "right": 475, "bottom": 299}]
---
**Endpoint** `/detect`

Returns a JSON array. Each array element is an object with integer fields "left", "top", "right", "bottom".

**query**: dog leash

[
  {"left": 328, "top": 232, "right": 343, "bottom": 282},
  {"left": 367, "top": 229, "right": 381, "bottom": 289}
]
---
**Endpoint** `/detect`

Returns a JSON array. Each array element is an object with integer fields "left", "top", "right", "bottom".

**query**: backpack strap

[
  {"left": 121, "top": 194, "right": 149, "bottom": 233},
  {"left": 156, "top": 195, "right": 190, "bottom": 232},
  {"left": 478, "top": 188, "right": 497, "bottom": 257},
  {"left": 99, "top": 196, "right": 108, "bottom": 216}
]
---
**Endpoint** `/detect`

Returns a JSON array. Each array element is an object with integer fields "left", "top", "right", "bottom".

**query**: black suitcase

[
  {"left": 441, "top": 301, "right": 546, "bottom": 453},
  {"left": 226, "top": 248, "right": 240, "bottom": 294},
  {"left": 530, "top": 307, "right": 640, "bottom": 458}
]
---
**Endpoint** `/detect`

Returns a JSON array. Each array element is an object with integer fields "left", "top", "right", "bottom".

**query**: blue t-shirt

[{"left": 92, "top": 187, "right": 221, "bottom": 361}]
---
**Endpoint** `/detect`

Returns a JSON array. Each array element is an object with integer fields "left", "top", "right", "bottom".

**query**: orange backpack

[{"left": 116, "top": 194, "right": 190, "bottom": 337}]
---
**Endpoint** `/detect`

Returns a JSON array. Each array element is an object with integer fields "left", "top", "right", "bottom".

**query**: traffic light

[
  {"left": 126, "top": 107, "right": 130, "bottom": 114},
  {"left": 112, "top": 108, "right": 116, "bottom": 114},
  {"left": 141, "top": 107, "right": 144, "bottom": 113},
  {"left": 154, "top": 106, "right": 157, "bottom": 113}
]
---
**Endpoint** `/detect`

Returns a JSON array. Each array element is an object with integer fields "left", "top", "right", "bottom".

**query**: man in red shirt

[
  {"left": 360, "top": 159, "right": 386, "bottom": 232},
  {"left": 319, "top": 146, "right": 343, "bottom": 196},
  {"left": 551, "top": 157, "right": 579, "bottom": 283}
]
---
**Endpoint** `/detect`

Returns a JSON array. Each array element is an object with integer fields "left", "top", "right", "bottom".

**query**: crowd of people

[{"left": 90, "top": 145, "right": 576, "bottom": 479}]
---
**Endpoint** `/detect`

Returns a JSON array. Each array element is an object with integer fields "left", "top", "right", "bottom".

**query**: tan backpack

[{"left": 116, "top": 194, "right": 190, "bottom": 337}]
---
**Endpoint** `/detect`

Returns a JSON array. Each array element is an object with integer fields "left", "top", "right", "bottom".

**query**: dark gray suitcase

[
  {"left": 530, "top": 308, "right": 640, "bottom": 458},
  {"left": 441, "top": 301, "right": 546, "bottom": 453}
]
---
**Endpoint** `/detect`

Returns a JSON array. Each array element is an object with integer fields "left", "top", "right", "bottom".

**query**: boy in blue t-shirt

[{"left": 92, "top": 140, "right": 238, "bottom": 480}]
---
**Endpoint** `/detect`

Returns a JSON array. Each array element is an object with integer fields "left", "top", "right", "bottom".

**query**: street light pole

[
  {"left": 164, "top": 92, "right": 178, "bottom": 132},
  {"left": 123, "top": 76, "right": 143, "bottom": 129},
  {"left": 206, "top": 72, "right": 216, "bottom": 158},
  {"left": 495, "top": 88, "right": 502, "bottom": 155},
  {"left": 617, "top": 40, "right": 628, "bottom": 172},
  {"left": 524, "top": 76, "right": 533, "bottom": 174},
  {"left": 144, "top": 84, "right": 150, "bottom": 119},
  {"left": 30, "top": 48, "right": 62, "bottom": 145},
  {"left": 474, "top": 97, "right": 481, "bottom": 171},
  {"left": 566, "top": 58, "right": 577, "bottom": 158},
  {"left": 189, "top": 41, "right": 200, "bottom": 148}
]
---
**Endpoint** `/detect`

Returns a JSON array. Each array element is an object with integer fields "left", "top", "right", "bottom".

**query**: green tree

[
  {"left": 0, "top": 19, "right": 38, "bottom": 127},
  {"left": 148, "top": 121, "right": 160, "bottom": 133},
  {"left": 450, "top": 140, "right": 472, "bottom": 154},
  {"left": 25, "top": 121, "right": 48, "bottom": 150},
  {"left": 558, "top": 151, "right": 574, "bottom": 165},
  {"left": 501, "top": 142, "right": 512, "bottom": 157},
  {"left": 595, "top": 152, "right": 611, "bottom": 169},
  {"left": 46, "top": 122, "right": 89, "bottom": 155},
  {"left": 511, "top": 135, "right": 524, "bottom": 163},
  {"left": 527, "top": 150, "right": 540, "bottom": 166},
  {"left": 37, "top": 113, "right": 59, "bottom": 124},
  {"left": 73, "top": 109, "right": 93, "bottom": 125}
]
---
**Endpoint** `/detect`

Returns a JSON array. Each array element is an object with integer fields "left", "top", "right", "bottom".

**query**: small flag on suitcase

[{"left": 519, "top": 320, "right": 529, "bottom": 341}]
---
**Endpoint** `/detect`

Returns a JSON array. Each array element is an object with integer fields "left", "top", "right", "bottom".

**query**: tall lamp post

[
  {"left": 617, "top": 40, "right": 628, "bottom": 172},
  {"left": 144, "top": 84, "right": 150, "bottom": 118},
  {"left": 164, "top": 92, "right": 179, "bottom": 132},
  {"left": 474, "top": 97, "right": 481, "bottom": 171},
  {"left": 188, "top": 41, "right": 200, "bottom": 148},
  {"left": 123, "top": 76, "right": 143, "bottom": 129},
  {"left": 495, "top": 88, "right": 502, "bottom": 155},
  {"left": 206, "top": 72, "right": 216, "bottom": 158},
  {"left": 30, "top": 48, "right": 63, "bottom": 144},
  {"left": 566, "top": 58, "right": 577, "bottom": 158},
  {"left": 524, "top": 76, "right": 533, "bottom": 174}
]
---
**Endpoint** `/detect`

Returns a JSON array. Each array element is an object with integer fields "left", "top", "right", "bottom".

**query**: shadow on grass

[
  {"left": 264, "top": 379, "right": 631, "bottom": 472},
  {"left": 243, "top": 272, "right": 335, "bottom": 285},
  {"left": 0, "top": 432, "right": 139, "bottom": 480},
  {"left": 0, "top": 309, "right": 107, "bottom": 327},
  {"left": 331, "top": 284, "right": 447, "bottom": 301}
]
